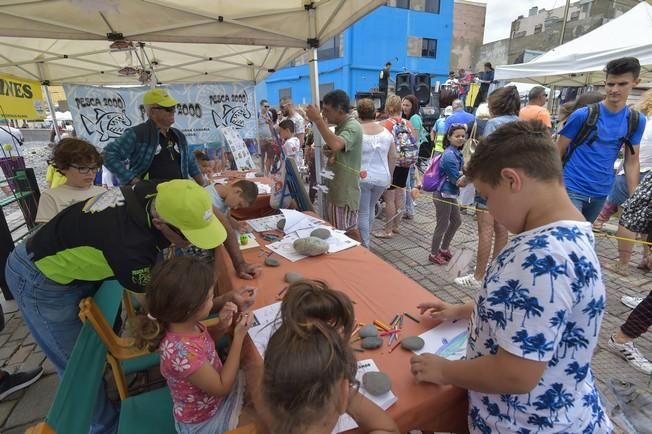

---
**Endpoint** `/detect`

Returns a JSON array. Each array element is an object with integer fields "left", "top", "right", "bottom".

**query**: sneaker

[
  {"left": 440, "top": 250, "right": 453, "bottom": 261},
  {"left": 428, "top": 252, "right": 449, "bottom": 265},
  {"left": 454, "top": 274, "right": 481, "bottom": 289},
  {"left": 607, "top": 335, "right": 652, "bottom": 375},
  {"left": 621, "top": 295, "right": 644, "bottom": 310},
  {"left": 0, "top": 367, "right": 45, "bottom": 400}
]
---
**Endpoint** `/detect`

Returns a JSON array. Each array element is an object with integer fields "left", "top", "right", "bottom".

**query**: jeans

[
  {"left": 359, "top": 182, "right": 387, "bottom": 247},
  {"left": 607, "top": 172, "right": 648, "bottom": 207},
  {"left": 567, "top": 190, "right": 607, "bottom": 223},
  {"left": 5, "top": 243, "right": 119, "bottom": 434},
  {"left": 431, "top": 192, "right": 461, "bottom": 253},
  {"left": 404, "top": 165, "right": 416, "bottom": 217}
]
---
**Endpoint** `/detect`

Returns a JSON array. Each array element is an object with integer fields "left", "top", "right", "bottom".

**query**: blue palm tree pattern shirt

[{"left": 467, "top": 220, "right": 612, "bottom": 434}]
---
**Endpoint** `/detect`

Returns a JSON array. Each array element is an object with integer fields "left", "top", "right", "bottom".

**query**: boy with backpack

[{"left": 557, "top": 57, "right": 646, "bottom": 222}]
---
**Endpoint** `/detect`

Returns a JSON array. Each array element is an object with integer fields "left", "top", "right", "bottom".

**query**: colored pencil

[
  {"left": 373, "top": 319, "right": 392, "bottom": 331},
  {"left": 379, "top": 329, "right": 400, "bottom": 337},
  {"left": 404, "top": 312, "right": 421, "bottom": 323},
  {"left": 388, "top": 340, "right": 401, "bottom": 353},
  {"left": 352, "top": 348, "right": 364, "bottom": 353}
]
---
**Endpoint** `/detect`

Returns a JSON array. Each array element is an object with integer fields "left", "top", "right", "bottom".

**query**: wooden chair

[{"left": 26, "top": 280, "right": 176, "bottom": 434}]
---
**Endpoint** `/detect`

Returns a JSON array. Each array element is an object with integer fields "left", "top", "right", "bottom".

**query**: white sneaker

[
  {"left": 621, "top": 295, "right": 644, "bottom": 310},
  {"left": 607, "top": 335, "right": 652, "bottom": 375},
  {"left": 454, "top": 274, "right": 481, "bottom": 289}
]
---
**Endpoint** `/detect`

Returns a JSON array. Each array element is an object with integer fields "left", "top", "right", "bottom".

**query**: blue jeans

[
  {"left": 5, "top": 243, "right": 119, "bottom": 434},
  {"left": 359, "top": 182, "right": 387, "bottom": 247},
  {"left": 567, "top": 190, "right": 607, "bottom": 223},
  {"left": 404, "top": 165, "right": 416, "bottom": 217}
]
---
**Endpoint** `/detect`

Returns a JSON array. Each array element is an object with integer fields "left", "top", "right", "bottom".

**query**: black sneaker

[{"left": 0, "top": 367, "right": 45, "bottom": 400}]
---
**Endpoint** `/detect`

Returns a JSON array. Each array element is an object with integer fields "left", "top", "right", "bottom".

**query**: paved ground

[{"left": 0, "top": 148, "right": 650, "bottom": 431}]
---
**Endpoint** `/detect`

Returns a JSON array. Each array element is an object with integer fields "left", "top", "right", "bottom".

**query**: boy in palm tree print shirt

[{"left": 411, "top": 121, "right": 612, "bottom": 433}]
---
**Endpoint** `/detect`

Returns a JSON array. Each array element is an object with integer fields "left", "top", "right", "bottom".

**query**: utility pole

[
  {"left": 559, "top": 0, "right": 572, "bottom": 45},
  {"left": 549, "top": 0, "right": 572, "bottom": 112}
]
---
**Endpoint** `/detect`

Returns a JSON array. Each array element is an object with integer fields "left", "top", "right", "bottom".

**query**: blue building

[{"left": 256, "top": 0, "right": 454, "bottom": 106}]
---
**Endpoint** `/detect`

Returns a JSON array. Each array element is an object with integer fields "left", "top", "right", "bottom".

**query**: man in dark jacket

[{"left": 104, "top": 88, "right": 204, "bottom": 186}]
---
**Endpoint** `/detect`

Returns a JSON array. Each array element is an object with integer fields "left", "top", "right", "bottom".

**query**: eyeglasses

[
  {"left": 152, "top": 106, "right": 176, "bottom": 113},
  {"left": 70, "top": 164, "right": 100, "bottom": 174},
  {"left": 263, "top": 105, "right": 270, "bottom": 109}
]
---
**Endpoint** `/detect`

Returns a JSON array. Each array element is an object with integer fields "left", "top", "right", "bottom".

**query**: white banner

[{"left": 64, "top": 82, "right": 257, "bottom": 147}]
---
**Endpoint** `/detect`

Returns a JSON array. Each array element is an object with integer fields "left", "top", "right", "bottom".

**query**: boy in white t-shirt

[
  {"left": 278, "top": 119, "right": 303, "bottom": 166},
  {"left": 411, "top": 121, "right": 612, "bottom": 433},
  {"left": 35, "top": 138, "right": 106, "bottom": 224},
  {"left": 205, "top": 179, "right": 258, "bottom": 232}
]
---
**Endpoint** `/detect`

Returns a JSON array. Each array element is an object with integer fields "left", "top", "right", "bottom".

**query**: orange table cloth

[
  {"left": 214, "top": 229, "right": 469, "bottom": 433},
  {"left": 211, "top": 171, "right": 277, "bottom": 220}
]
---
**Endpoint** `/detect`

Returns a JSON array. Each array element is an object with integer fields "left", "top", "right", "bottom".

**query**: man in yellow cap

[
  {"left": 104, "top": 88, "right": 204, "bottom": 186},
  {"left": 4, "top": 180, "right": 256, "bottom": 434},
  {"left": 104, "top": 88, "right": 261, "bottom": 281}
]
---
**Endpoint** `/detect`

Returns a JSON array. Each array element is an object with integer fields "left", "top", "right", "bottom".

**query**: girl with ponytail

[
  {"left": 260, "top": 280, "right": 399, "bottom": 434},
  {"left": 134, "top": 256, "right": 252, "bottom": 434}
]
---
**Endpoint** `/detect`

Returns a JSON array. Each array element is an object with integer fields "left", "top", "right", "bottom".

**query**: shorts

[
  {"left": 607, "top": 172, "right": 648, "bottom": 207},
  {"left": 175, "top": 371, "right": 246, "bottom": 434},
  {"left": 389, "top": 166, "right": 410, "bottom": 190}
]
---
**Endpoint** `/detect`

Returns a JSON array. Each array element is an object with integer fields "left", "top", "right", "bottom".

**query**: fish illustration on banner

[
  {"left": 80, "top": 107, "right": 133, "bottom": 142},
  {"left": 64, "top": 82, "right": 257, "bottom": 147},
  {"left": 210, "top": 88, "right": 252, "bottom": 130}
]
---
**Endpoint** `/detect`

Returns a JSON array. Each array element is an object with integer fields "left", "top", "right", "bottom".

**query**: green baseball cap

[
  {"left": 143, "top": 88, "right": 177, "bottom": 107},
  {"left": 155, "top": 180, "right": 226, "bottom": 249}
]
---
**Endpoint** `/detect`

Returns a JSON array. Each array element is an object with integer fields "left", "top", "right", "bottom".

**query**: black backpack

[{"left": 563, "top": 103, "right": 640, "bottom": 166}]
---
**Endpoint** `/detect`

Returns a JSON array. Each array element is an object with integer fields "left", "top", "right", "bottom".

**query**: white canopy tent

[
  {"left": 0, "top": 0, "right": 384, "bottom": 85},
  {"left": 0, "top": 0, "right": 385, "bottom": 215},
  {"left": 495, "top": 1, "right": 652, "bottom": 86}
]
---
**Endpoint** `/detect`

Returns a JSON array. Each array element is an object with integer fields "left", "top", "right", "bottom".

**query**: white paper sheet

[
  {"left": 280, "top": 209, "right": 323, "bottom": 233},
  {"left": 246, "top": 214, "right": 285, "bottom": 233},
  {"left": 413, "top": 320, "right": 469, "bottom": 360},
  {"left": 266, "top": 227, "right": 360, "bottom": 262},
  {"left": 255, "top": 182, "right": 271, "bottom": 194},
  {"left": 332, "top": 359, "right": 399, "bottom": 433},
  {"left": 247, "top": 302, "right": 282, "bottom": 359}
]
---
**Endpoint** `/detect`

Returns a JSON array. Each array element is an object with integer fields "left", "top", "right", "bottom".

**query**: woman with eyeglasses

[{"left": 35, "top": 138, "right": 107, "bottom": 224}]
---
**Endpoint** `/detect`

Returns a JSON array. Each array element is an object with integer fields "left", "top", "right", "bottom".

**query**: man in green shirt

[{"left": 306, "top": 90, "right": 363, "bottom": 236}]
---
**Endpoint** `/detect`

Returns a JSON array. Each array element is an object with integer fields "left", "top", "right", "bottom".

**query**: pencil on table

[
  {"left": 404, "top": 312, "right": 420, "bottom": 323},
  {"left": 389, "top": 340, "right": 401, "bottom": 353}
]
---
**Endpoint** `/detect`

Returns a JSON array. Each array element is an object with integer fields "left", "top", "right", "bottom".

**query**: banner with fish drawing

[{"left": 64, "top": 82, "right": 257, "bottom": 147}]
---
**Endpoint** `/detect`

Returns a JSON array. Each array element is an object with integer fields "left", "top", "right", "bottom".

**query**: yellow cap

[
  {"left": 143, "top": 88, "right": 177, "bottom": 107},
  {"left": 155, "top": 180, "right": 226, "bottom": 249}
]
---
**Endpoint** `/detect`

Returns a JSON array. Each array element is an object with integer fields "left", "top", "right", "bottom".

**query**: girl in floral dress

[{"left": 135, "top": 256, "right": 251, "bottom": 434}]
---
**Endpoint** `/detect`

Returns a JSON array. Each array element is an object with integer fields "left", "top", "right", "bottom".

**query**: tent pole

[
  {"left": 37, "top": 62, "right": 60, "bottom": 141},
  {"left": 308, "top": 6, "right": 324, "bottom": 218}
]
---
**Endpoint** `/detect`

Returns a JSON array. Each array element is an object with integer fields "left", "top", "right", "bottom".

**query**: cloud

[{"left": 482, "top": 0, "right": 565, "bottom": 43}]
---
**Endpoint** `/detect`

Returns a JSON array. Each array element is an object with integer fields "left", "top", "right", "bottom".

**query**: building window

[
  {"left": 570, "top": 11, "right": 580, "bottom": 21},
  {"left": 317, "top": 34, "right": 342, "bottom": 61},
  {"left": 534, "top": 24, "right": 543, "bottom": 34},
  {"left": 424, "top": 0, "right": 440, "bottom": 13},
  {"left": 279, "top": 88, "right": 292, "bottom": 102},
  {"left": 421, "top": 38, "right": 437, "bottom": 58},
  {"left": 393, "top": 0, "right": 410, "bottom": 9},
  {"left": 319, "top": 82, "right": 334, "bottom": 97},
  {"left": 390, "top": 0, "right": 438, "bottom": 13}
]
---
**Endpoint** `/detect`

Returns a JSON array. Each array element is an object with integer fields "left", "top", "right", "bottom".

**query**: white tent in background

[{"left": 495, "top": 1, "right": 652, "bottom": 86}]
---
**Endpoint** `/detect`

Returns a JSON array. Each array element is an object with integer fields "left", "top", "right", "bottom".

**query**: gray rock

[
  {"left": 255, "top": 172, "right": 264, "bottom": 177},
  {"left": 265, "top": 257, "right": 280, "bottom": 267},
  {"left": 358, "top": 324, "right": 378, "bottom": 338},
  {"left": 293, "top": 237, "right": 329, "bottom": 256},
  {"left": 400, "top": 336, "right": 425, "bottom": 351},
  {"left": 310, "top": 228, "right": 331, "bottom": 240},
  {"left": 361, "top": 336, "right": 383, "bottom": 350},
  {"left": 362, "top": 372, "right": 391, "bottom": 396},
  {"left": 284, "top": 272, "right": 303, "bottom": 283},
  {"left": 276, "top": 218, "right": 286, "bottom": 230}
]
